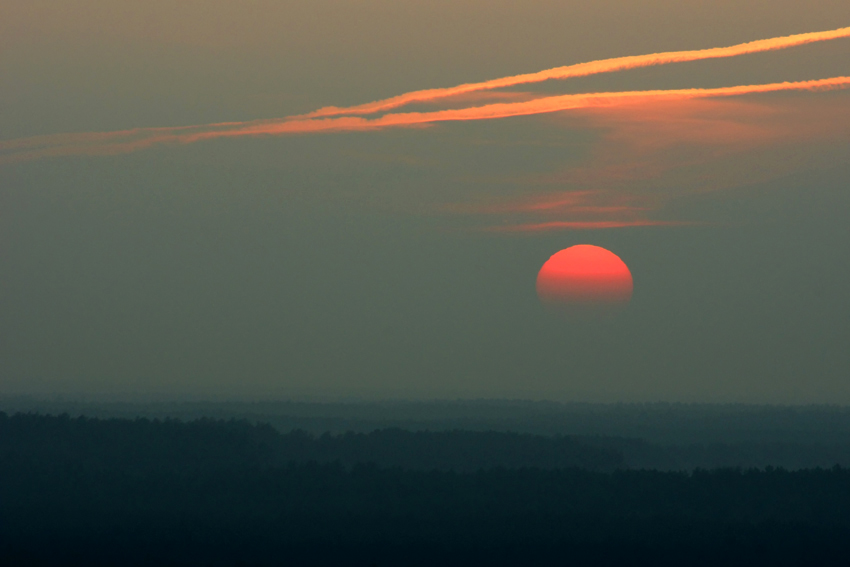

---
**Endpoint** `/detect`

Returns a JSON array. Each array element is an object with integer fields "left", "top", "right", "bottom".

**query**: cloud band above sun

[
  {"left": 2, "top": 25, "right": 850, "bottom": 164},
  {"left": 300, "top": 25, "right": 850, "bottom": 119},
  {"left": 2, "top": 76, "right": 849, "bottom": 165},
  {"left": 2, "top": 19, "right": 849, "bottom": 237}
]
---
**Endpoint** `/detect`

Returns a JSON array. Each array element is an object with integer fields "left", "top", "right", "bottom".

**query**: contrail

[
  {"left": 301, "top": 26, "right": 850, "bottom": 119},
  {"left": 175, "top": 76, "right": 850, "bottom": 137},
  {"left": 2, "top": 77, "right": 848, "bottom": 164}
]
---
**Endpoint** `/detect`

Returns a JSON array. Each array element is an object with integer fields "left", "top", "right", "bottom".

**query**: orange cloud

[
  {"left": 447, "top": 189, "right": 674, "bottom": 233},
  {"left": 445, "top": 190, "right": 649, "bottom": 215},
  {"left": 555, "top": 93, "right": 850, "bottom": 196},
  {"left": 446, "top": 92, "right": 850, "bottom": 232},
  {"left": 3, "top": 26, "right": 847, "bottom": 234},
  {"left": 3, "top": 77, "right": 848, "bottom": 165},
  {"left": 300, "top": 26, "right": 850, "bottom": 119},
  {"left": 575, "top": 95, "right": 850, "bottom": 152},
  {"left": 226, "top": 76, "right": 850, "bottom": 136},
  {"left": 485, "top": 220, "right": 689, "bottom": 232},
  {"left": 449, "top": 187, "right": 678, "bottom": 232}
]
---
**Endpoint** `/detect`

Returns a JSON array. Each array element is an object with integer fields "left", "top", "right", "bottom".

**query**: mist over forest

[
  {"left": 6, "top": 398, "right": 850, "bottom": 469},
  {"left": 3, "top": 402, "right": 850, "bottom": 565}
]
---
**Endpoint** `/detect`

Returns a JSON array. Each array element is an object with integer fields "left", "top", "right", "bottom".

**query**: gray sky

[{"left": 1, "top": 0, "right": 849, "bottom": 402}]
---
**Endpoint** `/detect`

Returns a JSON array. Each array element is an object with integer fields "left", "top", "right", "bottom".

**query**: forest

[
  {"left": 2, "top": 412, "right": 850, "bottom": 566},
  {"left": 6, "top": 398, "right": 850, "bottom": 470}
]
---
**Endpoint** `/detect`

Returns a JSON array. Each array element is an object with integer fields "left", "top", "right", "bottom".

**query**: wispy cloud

[
  {"left": 3, "top": 77, "right": 848, "bottom": 164},
  {"left": 446, "top": 189, "right": 676, "bottom": 233},
  {"left": 2, "top": 25, "right": 848, "bottom": 232},
  {"left": 3, "top": 25, "right": 850, "bottom": 165},
  {"left": 300, "top": 26, "right": 850, "bottom": 119},
  {"left": 484, "top": 220, "right": 690, "bottom": 232},
  {"left": 445, "top": 93, "right": 850, "bottom": 232}
]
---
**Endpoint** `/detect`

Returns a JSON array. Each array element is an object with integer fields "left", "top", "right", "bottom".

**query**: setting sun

[{"left": 536, "top": 245, "right": 633, "bottom": 313}]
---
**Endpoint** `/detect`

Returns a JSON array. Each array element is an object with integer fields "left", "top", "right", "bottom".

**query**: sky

[{"left": 1, "top": 0, "right": 849, "bottom": 403}]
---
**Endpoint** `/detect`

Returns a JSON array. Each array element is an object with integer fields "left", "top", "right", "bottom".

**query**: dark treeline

[
  {"left": 3, "top": 413, "right": 850, "bottom": 566},
  {"left": 0, "top": 412, "right": 622, "bottom": 471},
  {"left": 7, "top": 399, "right": 850, "bottom": 470},
  {"left": 8, "top": 399, "right": 850, "bottom": 445}
]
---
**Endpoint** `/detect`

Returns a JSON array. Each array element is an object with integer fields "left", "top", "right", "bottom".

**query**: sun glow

[{"left": 536, "top": 245, "right": 633, "bottom": 315}]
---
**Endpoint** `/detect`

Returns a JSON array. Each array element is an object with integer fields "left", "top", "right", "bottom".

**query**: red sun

[{"left": 536, "top": 245, "right": 633, "bottom": 314}]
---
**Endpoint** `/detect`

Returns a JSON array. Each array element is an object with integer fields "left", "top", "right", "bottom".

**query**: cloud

[
  {"left": 562, "top": 94, "right": 850, "bottom": 196},
  {"left": 300, "top": 26, "right": 850, "bottom": 119},
  {"left": 3, "top": 23, "right": 850, "bottom": 165},
  {"left": 444, "top": 93, "right": 850, "bottom": 232},
  {"left": 3, "top": 77, "right": 848, "bottom": 165},
  {"left": 444, "top": 190, "right": 644, "bottom": 215},
  {"left": 484, "top": 220, "right": 690, "bottom": 232},
  {"left": 1, "top": 24, "right": 848, "bottom": 234},
  {"left": 446, "top": 189, "right": 675, "bottom": 233}
]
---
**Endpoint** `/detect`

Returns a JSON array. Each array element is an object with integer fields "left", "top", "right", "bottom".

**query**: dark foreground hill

[{"left": 2, "top": 413, "right": 850, "bottom": 566}]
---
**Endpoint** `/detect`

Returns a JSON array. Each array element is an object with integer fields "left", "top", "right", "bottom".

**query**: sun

[{"left": 536, "top": 245, "right": 633, "bottom": 315}]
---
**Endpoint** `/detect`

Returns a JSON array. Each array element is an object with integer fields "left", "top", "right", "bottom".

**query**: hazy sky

[{"left": 2, "top": 1, "right": 849, "bottom": 402}]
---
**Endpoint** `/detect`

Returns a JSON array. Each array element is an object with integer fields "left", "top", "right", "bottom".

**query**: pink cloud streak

[
  {"left": 485, "top": 220, "right": 690, "bottom": 232},
  {"left": 3, "top": 77, "right": 848, "bottom": 164},
  {"left": 301, "top": 26, "right": 850, "bottom": 119}
]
